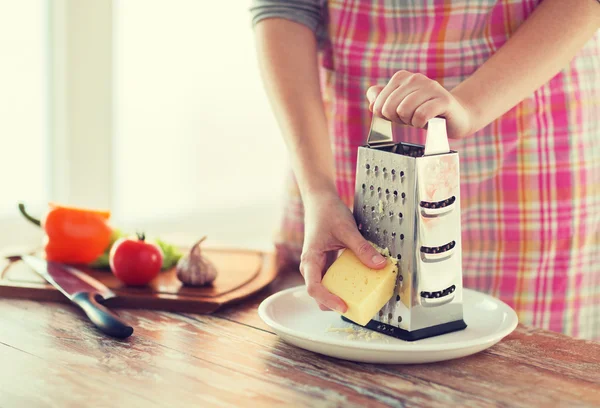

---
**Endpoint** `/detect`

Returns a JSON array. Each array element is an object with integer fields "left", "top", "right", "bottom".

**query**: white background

[{"left": 0, "top": 0, "right": 289, "bottom": 252}]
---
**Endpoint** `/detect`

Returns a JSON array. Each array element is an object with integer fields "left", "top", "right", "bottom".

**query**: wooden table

[{"left": 1, "top": 266, "right": 599, "bottom": 408}]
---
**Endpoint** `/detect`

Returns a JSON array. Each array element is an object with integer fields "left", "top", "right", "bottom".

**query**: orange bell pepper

[{"left": 19, "top": 202, "right": 113, "bottom": 264}]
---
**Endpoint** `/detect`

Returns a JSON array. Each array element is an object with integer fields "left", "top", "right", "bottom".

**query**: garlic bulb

[{"left": 176, "top": 237, "right": 218, "bottom": 286}]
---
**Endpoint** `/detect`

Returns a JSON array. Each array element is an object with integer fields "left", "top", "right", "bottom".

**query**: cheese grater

[{"left": 343, "top": 116, "right": 467, "bottom": 341}]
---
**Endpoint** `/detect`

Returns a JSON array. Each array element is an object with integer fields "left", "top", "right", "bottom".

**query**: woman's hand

[
  {"left": 301, "top": 191, "right": 387, "bottom": 312},
  {"left": 366, "top": 71, "right": 474, "bottom": 139}
]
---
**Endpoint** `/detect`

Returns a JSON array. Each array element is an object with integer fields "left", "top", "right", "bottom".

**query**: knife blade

[{"left": 21, "top": 255, "right": 133, "bottom": 339}]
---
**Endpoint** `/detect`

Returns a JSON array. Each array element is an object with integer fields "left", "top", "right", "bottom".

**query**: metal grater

[{"left": 343, "top": 116, "right": 467, "bottom": 341}]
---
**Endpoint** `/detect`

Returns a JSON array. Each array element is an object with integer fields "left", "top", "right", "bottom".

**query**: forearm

[
  {"left": 254, "top": 18, "right": 336, "bottom": 198},
  {"left": 452, "top": 0, "right": 600, "bottom": 135}
]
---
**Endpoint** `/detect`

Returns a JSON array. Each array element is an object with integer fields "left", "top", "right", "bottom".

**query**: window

[
  {"left": 0, "top": 1, "right": 49, "bottom": 248},
  {"left": 0, "top": 1, "right": 287, "bottom": 252},
  {"left": 113, "top": 0, "right": 287, "bottom": 250}
]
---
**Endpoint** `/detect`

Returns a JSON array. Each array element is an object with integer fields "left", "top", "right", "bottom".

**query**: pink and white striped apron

[{"left": 274, "top": 0, "right": 600, "bottom": 340}]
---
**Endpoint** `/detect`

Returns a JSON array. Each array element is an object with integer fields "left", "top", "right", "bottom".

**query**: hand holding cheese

[
  {"left": 300, "top": 193, "right": 388, "bottom": 313},
  {"left": 322, "top": 245, "right": 398, "bottom": 326}
]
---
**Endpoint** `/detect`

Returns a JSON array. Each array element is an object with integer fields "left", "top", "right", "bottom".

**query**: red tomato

[{"left": 109, "top": 233, "right": 163, "bottom": 286}]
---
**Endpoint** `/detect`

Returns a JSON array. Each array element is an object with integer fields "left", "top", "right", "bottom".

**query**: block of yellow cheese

[{"left": 322, "top": 247, "right": 398, "bottom": 326}]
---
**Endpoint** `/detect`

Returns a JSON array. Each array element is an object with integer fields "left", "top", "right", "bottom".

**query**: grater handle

[
  {"left": 424, "top": 117, "right": 450, "bottom": 156},
  {"left": 366, "top": 116, "right": 395, "bottom": 148}
]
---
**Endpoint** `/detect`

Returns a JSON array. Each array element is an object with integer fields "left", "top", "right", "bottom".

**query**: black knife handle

[{"left": 72, "top": 292, "right": 134, "bottom": 338}]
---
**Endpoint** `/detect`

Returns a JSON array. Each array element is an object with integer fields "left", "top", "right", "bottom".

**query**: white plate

[{"left": 258, "top": 286, "right": 518, "bottom": 364}]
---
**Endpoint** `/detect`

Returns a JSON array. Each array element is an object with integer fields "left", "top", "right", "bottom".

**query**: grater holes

[
  {"left": 365, "top": 163, "right": 370, "bottom": 170},
  {"left": 369, "top": 185, "right": 374, "bottom": 191},
  {"left": 375, "top": 228, "right": 379, "bottom": 234},
  {"left": 377, "top": 187, "right": 382, "bottom": 194},
  {"left": 399, "top": 274, "right": 403, "bottom": 281},
  {"left": 400, "top": 234, "right": 405, "bottom": 240},
  {"left": 374, "top": 165, "right": 379, "bottom": 172},
  {"left": 398, "top": 212, "right": 403, "bottom": 219},
  {"left": 362, "top": 183, "right": 366, "bottom": 190},
  {"left": 389, "top": 211, "right": 394, "bottom": 217},
  {"left": 391, "top": 232, "right": 396, "bottom": 239},
  {"left": 391, "top": 169, "right": 396, "bottom": 176},
  {"left": 400, "top": 170, "right": 405, "bottom": 177},
  {"left": 397, "top": 254, "right": 402, "bottom": 260},
  {"left": 421, "top": 285, "right": 455, "bottom": 299},
  {"left": 393, "top": 190, "right": 398, "bottom": 198},
  {"left": 385, "top": 188, "right": 390, "bottom": 195},
  {"left": 401, "top": 192, "right": 406, "bottom": 199},
  {"left": 383, "top": 229, "right": 387, "bottom": 236},
  {"left": 420, "top": 196, "right": 456, "bottom": 209},
  {"left": 421, "top": 241, "right": 456, "bottom": 254},
  {"left": 371, "top": 206, "right": 375, "bottom": 213}
]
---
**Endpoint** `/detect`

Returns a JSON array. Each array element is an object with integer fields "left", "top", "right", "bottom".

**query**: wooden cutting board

[{"left": 0, "top": 248, "right": 278, "bottom": 313}]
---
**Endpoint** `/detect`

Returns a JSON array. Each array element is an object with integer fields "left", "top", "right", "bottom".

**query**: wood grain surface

[
  {"left": 0, "top": 264, "right": 598, "bottom": 408},
  {"left": 0, "top": 248, "right": 278, "bottom": 313}
]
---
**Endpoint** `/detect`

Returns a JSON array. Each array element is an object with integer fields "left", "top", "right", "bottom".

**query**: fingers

[
  {"left": 366, "top": 85, "right": 385, "bottom": 111},
  {"left": 339, "top": 225, "right": 387, "bottom": 269},
  {"left": 300, "top": 250, "right": 347, "bottom": 313},
  {"left": 381, "top": 88, "right": 416, "bottom": 123},
  {"left": 367, "top": 71, "right": 453, "bottom": 129},
  {"left": 395, "top": 90, "right": 436, "bottom": 125},
  {"left": 371, "top": 71, "right": 412, "bottom": 117},
  {"left": 379, "top": 74, "right": 430, "bottom": 121},
  {"left": 317, "top": 252, "right": 338, "bottom": 312},
  {"left": 411, "top": 98, "right": 448, "bottom": 128}
]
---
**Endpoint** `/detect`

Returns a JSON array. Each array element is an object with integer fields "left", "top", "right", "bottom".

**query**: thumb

[
  {"left": 341, "top": 227, "right": 387, "bottom": 269},
  {"left": 366, "top": 85, "right": 385, "bottom": 112}
]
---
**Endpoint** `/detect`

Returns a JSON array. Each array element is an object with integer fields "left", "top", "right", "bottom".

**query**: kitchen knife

[{"left": 20, "top": 255, "right": 134, "bottom": 338}]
